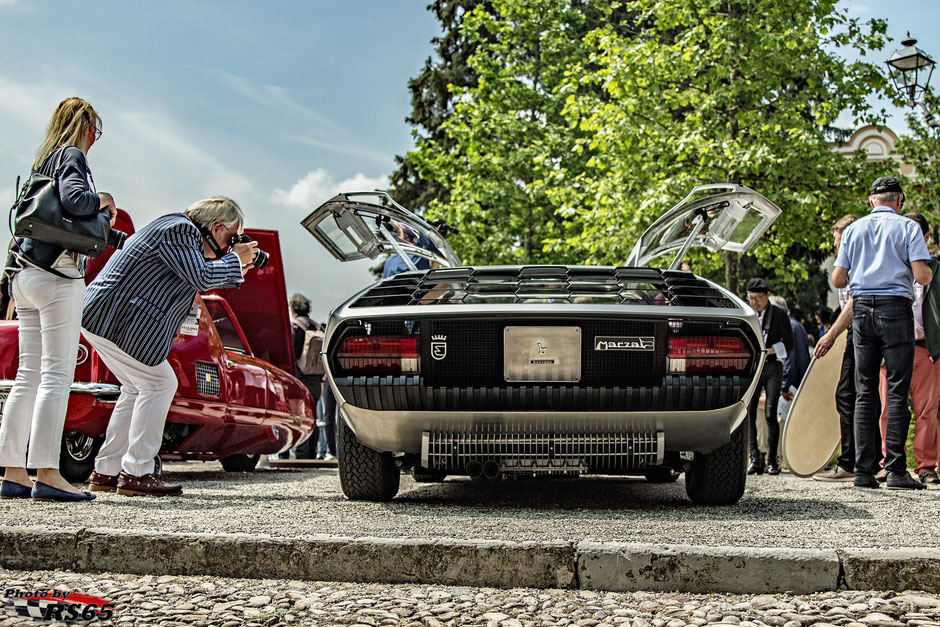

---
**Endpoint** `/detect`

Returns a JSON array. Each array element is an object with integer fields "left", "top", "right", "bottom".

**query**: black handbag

[{"left": 10, "top": 147, "right": 112, "bottom": 258}]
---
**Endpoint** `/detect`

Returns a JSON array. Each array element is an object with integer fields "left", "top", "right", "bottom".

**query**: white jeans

[
  {"left": 0, "top": 261, "right": 84, "bottom": 469},
  {"left": 81, "top": 329, "right": 177, "bottom": 477}
]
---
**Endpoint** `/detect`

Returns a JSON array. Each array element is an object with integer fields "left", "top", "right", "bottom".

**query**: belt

[
  {"left": 853, "top": 295, "right": 912, "bottom": 305},
  {"left": 916, "top": 339, "right": 927, "bottom": 347}
]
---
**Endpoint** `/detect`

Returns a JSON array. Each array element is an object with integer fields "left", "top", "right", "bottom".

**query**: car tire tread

[
  {"left": 338, "top": 414, "right": 400, "bottom": 501},
  {"left": 685, "top": 420, "right": 747, "bottom": 505}
]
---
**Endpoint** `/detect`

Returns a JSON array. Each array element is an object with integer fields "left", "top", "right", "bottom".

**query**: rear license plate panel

[{"left": 504, "top": 326, "right": 581, "bottom": 382}]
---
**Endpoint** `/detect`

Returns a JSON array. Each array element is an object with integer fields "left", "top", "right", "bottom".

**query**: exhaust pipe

[
  {"left": 482, "top": 460, "right": 502, "bottom": 481},
  {"left": 466, "top": 460, "right": 484, "bottom": 480}
]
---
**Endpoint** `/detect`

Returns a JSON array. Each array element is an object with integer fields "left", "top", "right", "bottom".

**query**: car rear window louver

[{"left": 350, "top": 267, "right": 736, "bottom": 309}]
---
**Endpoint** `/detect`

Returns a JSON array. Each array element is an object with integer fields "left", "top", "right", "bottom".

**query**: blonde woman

[{"left": 0, "top": 97, "right": 117, "bottom": 501}]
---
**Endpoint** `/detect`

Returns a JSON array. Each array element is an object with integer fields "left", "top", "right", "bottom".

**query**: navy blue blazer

[{"left": 82, "top": 213, "right": 244, "bottom": 366}]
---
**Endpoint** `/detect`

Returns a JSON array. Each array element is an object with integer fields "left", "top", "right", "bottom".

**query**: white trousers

[
  {"left": 0, "top": 262, "right": 84, "bottom": 469},
  {"left": 81, "top": 329, "right": 177, "bottom": 477}
]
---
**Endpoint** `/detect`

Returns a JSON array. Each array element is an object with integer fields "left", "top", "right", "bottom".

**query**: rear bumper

[
  {"left": 339, "top": 400, "right": 749, "bottom": 457},
  {"left": 0, "top": 380, "right": 120, "bottom": 402}
]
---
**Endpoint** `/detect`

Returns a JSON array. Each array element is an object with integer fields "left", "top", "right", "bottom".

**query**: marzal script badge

[{"left": 594, "top": 336, "right": 655, "bottom": 351}]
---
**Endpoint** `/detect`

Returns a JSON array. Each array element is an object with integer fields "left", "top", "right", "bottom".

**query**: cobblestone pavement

[
  {"left": 2, "top": 569, "right": 940, "bottom": 627},
  {"left": 0, "top": 462, "right": 937, "bottom": 549}
]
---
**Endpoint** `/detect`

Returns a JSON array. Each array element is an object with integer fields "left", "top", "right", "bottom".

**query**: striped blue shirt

[{"left": 82, "top": 213, "right": 244, "bottom": 366}]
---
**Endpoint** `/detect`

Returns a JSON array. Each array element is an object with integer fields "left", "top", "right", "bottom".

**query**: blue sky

[{"left": 0, "top": 1, "right": 937, "bottom": 321}]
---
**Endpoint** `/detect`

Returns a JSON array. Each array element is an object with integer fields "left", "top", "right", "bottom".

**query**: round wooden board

[{"left": 782, "top": 331, "right": 846, "bottom": 478}]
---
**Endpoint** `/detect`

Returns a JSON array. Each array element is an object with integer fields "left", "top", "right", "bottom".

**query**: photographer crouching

[{"left": 81, "top": 197, "right": 259, "bottom": 496}]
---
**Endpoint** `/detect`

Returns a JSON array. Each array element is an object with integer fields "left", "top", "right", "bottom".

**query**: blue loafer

[
  {"left": 0, "top": 480, "right": 33, "bottom": 499},
  {"left": 31, "top": 481, "right": 95, "bottom": 502}
]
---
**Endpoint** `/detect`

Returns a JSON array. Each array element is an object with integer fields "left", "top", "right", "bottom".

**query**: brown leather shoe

[
  {"left": 88, "top": 471, "right": 119, "bottom": 492},
  {"left": 116, "top": 472, "right": 182, "bottom": 497}
]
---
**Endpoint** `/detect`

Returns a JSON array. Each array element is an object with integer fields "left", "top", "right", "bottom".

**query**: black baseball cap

[
  {"left": 745, "top": 278, "right": 770, "bottom": 294},
  {"left": 870, "top": 176, "right": 903, "bottom": 195}
]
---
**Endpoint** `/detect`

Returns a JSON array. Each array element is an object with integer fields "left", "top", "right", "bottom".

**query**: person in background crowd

[
  {"left": 382, "top": 222, "right": 441, "bottom": 278},
  {"left": 831, "top": 176, "right": 930, "bottom": 490},
  {"left": 813, "top": 215, "right": 859, "bottom": 482},
  {"left": 316, "top": 361, "right": 337, "bottom": 461},
  {"left": 82, "top": 197, "right": 257, "bottom": 496},
  {"left": 0, "top": 97, "right": 117, "bottom": 502},
  {"left": 285, "top": 293, "right": 320, "bottom": 460},
  {"left": 745, "top": 278, "right": 794, "bottom": 476},
  {"left": 876, "top": 213, "right": 940, "bottom": 484},
  {"left": 815, "top": 308, "right": 832, "bottom": 339},
  {"left": 770, "top": 296, "right": 810, "bottom": 402}
]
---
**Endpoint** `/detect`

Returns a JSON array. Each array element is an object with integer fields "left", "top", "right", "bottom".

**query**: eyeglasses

[{"left": 93, "top": 123, "right": 102, "bottom": 141}]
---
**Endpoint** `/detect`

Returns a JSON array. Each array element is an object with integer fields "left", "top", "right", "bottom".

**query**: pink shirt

[{"left": 914, "top": 282, "right": 925, "bottom": 341}]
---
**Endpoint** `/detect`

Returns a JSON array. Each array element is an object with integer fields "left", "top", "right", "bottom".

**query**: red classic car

[{"left": 0, "top": 210, "right": 316, "bottom": 481}]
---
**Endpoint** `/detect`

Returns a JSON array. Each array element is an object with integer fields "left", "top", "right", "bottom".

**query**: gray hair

[
  {"left": 185, "top": 196, "right": 244, "bottom": 229},
  {"left": 869, "top": 191, "right": 902, "bottom": 207},
  {"left": 289, "top": 293, "right": 311, "bottom": 316},
  {"left": 769, "top": 294, "right": 789, "bottom": 313}
]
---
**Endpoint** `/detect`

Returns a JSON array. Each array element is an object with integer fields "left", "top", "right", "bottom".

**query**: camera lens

[
  {"left": 108, "top": 228, "right": 127, "bottom": 249},
  {"left": 252, "top": 249, "right": 269, "bottom": 269},
  {"left": 231, "top": 233, "right": 268, "bottom": 269}
]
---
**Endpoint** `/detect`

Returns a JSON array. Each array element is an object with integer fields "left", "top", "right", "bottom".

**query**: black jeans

[
  {"left": 748, "top": 358, "right": 783, "bottom": 464},
  {"left": 852, "top": 296, "right": 914, "bottom": 476},
  {"left": 835, "top": 328, "right": 856, "bottom": 472}
]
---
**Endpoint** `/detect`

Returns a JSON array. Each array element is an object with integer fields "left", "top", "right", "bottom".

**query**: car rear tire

[
  {"left": 685, "top": 421, "right": 747, "bottom": 505},
  {"left": 59, "top": 431, "right": 104, "bottom": 483},
  {"left": 644, "top": 468, "right": 680, "bottom": 483},
  {"left": 220, "top": 453, "right": 261, "bottom": 472},
  {"left": 337, "top": 414, "right": 400, "bottom": 501}
]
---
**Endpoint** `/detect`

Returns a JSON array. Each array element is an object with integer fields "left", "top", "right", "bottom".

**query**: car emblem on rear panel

[
  {"left": 431, "top": 335, "right": 447, "bottom": 360},
  {"left": 594, "top": 336, "right": 655, "bottom": 351}
]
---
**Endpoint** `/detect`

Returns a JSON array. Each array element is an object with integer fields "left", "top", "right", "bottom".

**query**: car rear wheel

[
  {"left": 220, "top": 453, "right": 261, "bottom": 472},
  {"left": 337, "top": 414, "right": 400, "bottom": 501},
  {"left": 685, "top": 421, "right": 747, "bottom": 505},
  {"left": 644, "top": 468, "right": 680, "bottom": 483},
  {"left": 59, "top": 431, "right": 104, "bottom": 483}
]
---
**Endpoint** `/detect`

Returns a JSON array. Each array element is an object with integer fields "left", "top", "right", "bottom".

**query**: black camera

[
  {"left": 230, "top": 233, "right": 269, "bottom": 269},
  {"left": 108, "top": 228, "right": 127, "bottom": 250}
]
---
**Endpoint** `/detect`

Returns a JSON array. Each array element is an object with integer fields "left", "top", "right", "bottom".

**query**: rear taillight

[
  {"left": 336, "top": 335, "right": 420, "bottom": 375},
  {"left": 668, "top": 336, "right": 749, "bottom": 374}
]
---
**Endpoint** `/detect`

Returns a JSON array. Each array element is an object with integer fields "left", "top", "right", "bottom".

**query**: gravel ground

[
  {"left": 1, "top": 462, "right": 938, "bottom": 549},
  {"left": 2, "top": 569, "right": 940, "bottom": 627}
]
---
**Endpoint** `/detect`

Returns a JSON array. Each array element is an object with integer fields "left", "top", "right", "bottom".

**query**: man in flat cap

[
  {"left": 745, "top": 278, "right": 793, "bottom": 475},
  {"left": 832, "top": 176, "right": 932, "bottom": 490}
]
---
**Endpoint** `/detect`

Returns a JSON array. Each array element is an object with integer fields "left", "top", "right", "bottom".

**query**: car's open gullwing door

[
  {"left": 301, "top": 191, "right": 461, "bottom": 270},
  {"left": 625, "top": 184, "right": 782, "bottom": 269}
]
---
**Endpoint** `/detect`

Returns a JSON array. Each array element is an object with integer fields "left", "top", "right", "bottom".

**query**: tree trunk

[{"left": 725, "top": 251, "right": 739, "bottom": 294}]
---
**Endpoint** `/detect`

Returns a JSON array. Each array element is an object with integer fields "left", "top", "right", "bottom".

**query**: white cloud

[{"left": 271, "top": 168, "right": 389, "bottom": 211}]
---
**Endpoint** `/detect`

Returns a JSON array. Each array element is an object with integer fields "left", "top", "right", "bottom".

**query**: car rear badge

[
  {"left": 594, "top": 336, "right": 655, "bottom": 351},
  {"left": 431, "top": 335, "right": 447, "bottom": 360}
]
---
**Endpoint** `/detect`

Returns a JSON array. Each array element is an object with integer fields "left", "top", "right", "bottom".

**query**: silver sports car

[{"left": 302, "top": 185, "right": 780, "bottom": 505}]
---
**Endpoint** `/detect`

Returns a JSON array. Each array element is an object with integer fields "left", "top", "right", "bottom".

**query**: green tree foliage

[
  {"left": 897, "top": 92, "right": 940, "bottom": 235},
  {"left": 401, "top": 0, "right": 891, "bottom": 319},
  {"left": 561, "top": 0, "right": 890, "bottom": 303},
  {"left": 410, "top": 0, "right": 611, "bottom": 265},
  {"left": 389, "top": 0, "right": 487, "bottom": 214}
]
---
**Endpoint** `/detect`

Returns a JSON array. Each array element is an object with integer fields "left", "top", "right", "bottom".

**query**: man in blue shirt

[{"left": 833, "top": 176, "right": 932, "bottom": 490}]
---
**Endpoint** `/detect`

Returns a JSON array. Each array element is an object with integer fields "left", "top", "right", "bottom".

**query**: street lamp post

[{"left": 886, "top": 33, "right": 938, "bottom": 128}]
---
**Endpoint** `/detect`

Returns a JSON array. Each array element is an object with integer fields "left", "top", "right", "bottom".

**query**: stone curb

[
  {"left": 577, "top": 542, "right": 840, "bottom": 594},
  {"left": 2, "top": 526, "right": 940, "bottom": 593}
]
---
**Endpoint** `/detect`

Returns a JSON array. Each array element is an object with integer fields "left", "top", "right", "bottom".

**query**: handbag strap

[{"left": 9, "top": 239, "right": 91, "bottom": 281}]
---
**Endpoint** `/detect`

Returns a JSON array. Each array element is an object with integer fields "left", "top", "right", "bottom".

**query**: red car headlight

[{"left": 336, "top": 335, "right": 420, "bottom": 375}]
